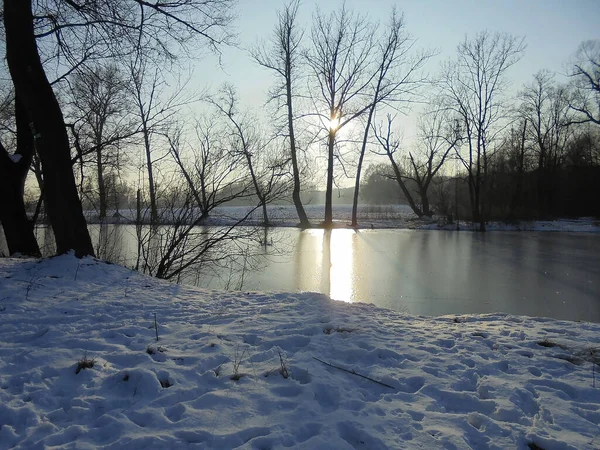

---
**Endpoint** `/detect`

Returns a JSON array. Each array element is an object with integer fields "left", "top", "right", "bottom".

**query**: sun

[{"left": 328, "top": 109, "right": 341, "bottom": 131}]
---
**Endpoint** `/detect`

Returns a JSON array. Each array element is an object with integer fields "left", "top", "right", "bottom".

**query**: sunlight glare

[
  {"left": 328, "top": 110, "right": 340, "bottom": 131},
  {"left": 329, "top": 229, "right": 354, "bottom": 302}
]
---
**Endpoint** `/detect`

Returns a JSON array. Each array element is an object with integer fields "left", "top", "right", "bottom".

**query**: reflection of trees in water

[
  {"left": 131, "top": 219, "right": 292, "bottom": 289},
  {"left": 321, "top": 230, "right": 331, "bottom": 295},
  {"left": 94, "top": 223, "right": 126, "bottom": 264},
  {"left": 27, "top": 221, "right": 276, "bottom": 290},
  {"left": 38, "top": 226, "right": 56, "bottom": 256},
  {"left": 135, "top": 222, "right": 263, "bottom": 286},
  {"left": 294, "top": 231, "right": 308, "bottom": 292},
  {"left": 217, "top": 227, "right": 293, "bottom": 290}
]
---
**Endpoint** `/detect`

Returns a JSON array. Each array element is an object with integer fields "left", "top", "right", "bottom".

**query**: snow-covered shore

[
  {"left": 1, "top": 255, "right": 599, "bottom": 449},
  {"left": 82, "top": 204, "right": 600, "bottom": 232}
]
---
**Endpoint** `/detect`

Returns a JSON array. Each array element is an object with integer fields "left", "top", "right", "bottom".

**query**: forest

[{"left": 0, "top": 0, "right": 598, "bottom": 271}]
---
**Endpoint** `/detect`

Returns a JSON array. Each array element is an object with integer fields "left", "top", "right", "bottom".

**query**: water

[
  {"left": 244, "top": 229, "right": 600, "bottom": 322},
  {"left": 3, "top": 225, "right": 599, "bottom": 321}
]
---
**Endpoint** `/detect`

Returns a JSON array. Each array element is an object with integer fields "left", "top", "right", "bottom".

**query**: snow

[
  {"left": 422, "top": 218, "right": 600, "bottom": 233},
  {"left": 83, "top": 204, "right": 600, "bottom": 233},
  {"left": 1, "top": 254, "right": 599, "bottom": 449}
]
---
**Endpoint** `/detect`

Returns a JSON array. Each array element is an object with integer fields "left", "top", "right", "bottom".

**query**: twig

[
  {"left": 312, "top": 356, "right": 395, "bottom": 389},
  {"left": 74, "top": 261, "right": 81, "bottom": 281}
]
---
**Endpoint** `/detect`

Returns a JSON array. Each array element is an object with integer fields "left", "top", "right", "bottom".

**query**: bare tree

[
  {"left": 134, "top": 185, "right": 263, "bottom": 281},
  {"left": 569, "top": 40, "right": 600, "bottom": 126},
  {"left": 127, "top": 56, "right": 196, "bottom": 224},
  {"left": 351, "top": 8, "right": 431, "bottom": 226},
  {"left": 1, "top": 0, "right": 235, "bottom": 257},
  {"left": 441, "top": 31, "right": 525, "bottom": 231},
  {"left": 373, "top": 114, "right": 422, "bottom": 216},
  {"left": 68, "top": 64, "right": 131, "bottom": 220},
  {"left": 505, "top": 119, "right": 528, "bottom": 218},
  {"left": 252, "top": 0, "right": 310, "bottom": 227},
  {"left": 519, "top": 70, "right": 574, "bottom": 213},
  {"left": 520, "top": 71, "right": 574, "bottom": 171},
  {"left": 209, "top": 85, "right": 289, "bottom": 226},
  {"left": 167, "top": 117, "right": 252, "bottom": 221},
  {"left": 137, "top": 118, "right": 283, "bottom": 282},
  {"left": 408, "top": 108, "right": 461, "bottom": 216},
  {"left": 305, "top": 5, "right": 376, "bottom": 227},
  {"left": 4, "top": 0, "right": 94, "bottom": 256}
]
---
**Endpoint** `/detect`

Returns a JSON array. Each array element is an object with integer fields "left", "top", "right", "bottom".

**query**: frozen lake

[
  {"left": 3, "top": 226, "right": 599, "bottom": 321},
  {"left": 243, "top": 229, "right": 600, "bottom": 322}
]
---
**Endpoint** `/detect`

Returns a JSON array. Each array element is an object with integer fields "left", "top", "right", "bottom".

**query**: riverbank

[
  {"left": 81, "top": 204, "right": 600, "bottom": 233},
  {"left": 1, "top": 254, "right": 599, "bottom": 449}
]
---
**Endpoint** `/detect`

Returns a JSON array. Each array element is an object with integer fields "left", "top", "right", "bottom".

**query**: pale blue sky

[
  {"left": 200, "top": 0, "right": 599, "bottom": 109},
  {"left": 190, "top": 0, "right": 599, "bottom": 185}
]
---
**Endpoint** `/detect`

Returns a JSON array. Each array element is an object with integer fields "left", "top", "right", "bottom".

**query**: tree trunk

[
  {"left": 141, "top": 121, "right": 158, "bottom": 224},
  {"left": 351, "top": 106, "right": 376, "bottom": 227},
  {"left": 4, "top": 0, "right": 94, "bottom": 257},
  {"left": 386, "top": 153, "right": 423, "bottom": 218},
  {"left": 421, "top": 189, "right": 432, "bottom": 217},
  {"left": 243, "top": 150, "right": 269, "bottom": 226},
  {"left": 324, "top": 130, "right": 335, "bottom": 227},
  {"left": 285, "top": 71, "right": 310, "bottom": 228},
  {"left": 97, "top": 144, "right": 107, "bottom": 220},
  {"left": 0, "top": 95, "right": 41, "bottom": 256},
  {"left": 0, "top": 164, "right": 40, "bottom": 257},
  {"left": 0, "top": 127, "right": 40, "bottom": 257}
]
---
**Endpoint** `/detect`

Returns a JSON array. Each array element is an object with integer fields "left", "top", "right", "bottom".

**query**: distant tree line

[
  {"left": 360, "top": 39, "right": 600, "bottom": 229},
  {"left": 0, "top": 0, "right": 598, "bottom": 272}
]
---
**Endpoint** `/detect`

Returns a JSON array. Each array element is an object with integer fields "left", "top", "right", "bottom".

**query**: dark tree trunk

[
  {"left": 4, "top": 0, "right": 94, "bottom": 257},
  {"left": 0, "top": 152, "right": 40, "bottom": 256},
  {"left": 324, "top": 130, "right": 335, "bottom": 227},
  {"left": 420, "top": 189, "right": 432, "bottom": 217},
  {"left": 0, "top": 97, "right": 40, "bottom": 256},
  {"left": 244, "top": 151, "right": 269, "bottom": 226},
  {"left": 351, "top": 106, "right": 376, "bottom": 227},
  {"left": 386, "top": 153, "right": 423, "bottom": 218}
]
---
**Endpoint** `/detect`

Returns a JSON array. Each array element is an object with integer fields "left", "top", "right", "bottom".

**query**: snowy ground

[{"left": 1, "top": 255, "right": 599, "bottom": 449}]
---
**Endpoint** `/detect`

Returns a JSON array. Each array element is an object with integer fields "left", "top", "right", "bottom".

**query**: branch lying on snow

[{"left": 312, "top": 357, "right": 395, "bottom": 389}]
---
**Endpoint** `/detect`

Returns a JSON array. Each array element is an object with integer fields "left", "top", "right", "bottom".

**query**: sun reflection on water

[
  {"left": 297, "top": 228, "right": 356, "bottom": 302},
  {"left": 328, "top": 229, "right": 355, "bottom": 302}
]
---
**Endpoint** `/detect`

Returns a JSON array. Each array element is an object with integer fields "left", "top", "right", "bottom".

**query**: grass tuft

[
  {"left": 230, "top": 345, "right": 248, "bottom": 381},
  {"left": 323, "top": 326, "right": 355, "bottom": 335},
  {"left": 76, "top": 353, "right": 95, "bottom": 374},
  {"left": 278, "top": 351, "right": 289, "bottom": 379}
]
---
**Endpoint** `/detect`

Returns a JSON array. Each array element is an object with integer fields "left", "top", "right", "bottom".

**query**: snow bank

[
  {"left": 0, "top": 255, "right": 599, "bottom": 449},
  {"left": 84, "top": 204, "right": 600, "bottom": 233}
]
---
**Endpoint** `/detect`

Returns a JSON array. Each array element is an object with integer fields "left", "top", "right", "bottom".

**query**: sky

[
  {"left": 185, "top": 0, "right": 600, "bottom": 184},
  {"left": 200, "top": 0, "right": 600, "bottom": 110}
]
